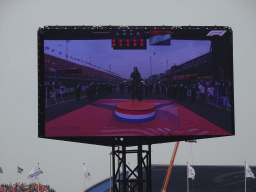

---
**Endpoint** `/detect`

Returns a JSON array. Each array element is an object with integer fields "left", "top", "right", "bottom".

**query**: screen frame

[{"left": 38, "top": 26, "right": 234, "bottom": 147}]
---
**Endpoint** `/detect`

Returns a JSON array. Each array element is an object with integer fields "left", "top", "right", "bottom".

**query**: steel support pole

[
  {"left": 112, "top": 145, "right": 152, "bottom": 192},
  {"left": 138, "top": 145, "right": 143, "bottom": 192},
  {"left": 123, "top": 145, "right": 126, "bottom": 192},
  {"left": 118, "top": 146, "right": 121, "bottom": 191},
  {"left": 148, "top": 144, "right": 152, "bottom": 192},
  {"left": 245, "top": 161, "right": 246, "bottom": 192},
  {"left": 112, "top": 146, "right": 116, "bottom": 192}
]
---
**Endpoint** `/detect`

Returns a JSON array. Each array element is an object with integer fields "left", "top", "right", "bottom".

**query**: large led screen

[{"left": 38, "top": 26, "right": 234, "bottom": 146}]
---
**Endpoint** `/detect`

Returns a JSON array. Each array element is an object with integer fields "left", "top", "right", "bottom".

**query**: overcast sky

[
  {"left": 0, "top": 0, "right": 256, "bottom": 192},
  {"left": 44, "top": 39, "right": 211, "bottom": 79}
]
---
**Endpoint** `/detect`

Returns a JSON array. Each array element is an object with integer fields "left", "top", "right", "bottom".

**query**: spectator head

[{"left": 134, "top": 67, "right": 138, "bottom": 72}]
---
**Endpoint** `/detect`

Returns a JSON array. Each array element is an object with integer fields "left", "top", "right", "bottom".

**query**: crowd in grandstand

[
  {"left": 0, "top": 182, "right": 55, "bottom": 192},
  {"left": 44, "top": 53, "right": 122, "bottom": 81}
]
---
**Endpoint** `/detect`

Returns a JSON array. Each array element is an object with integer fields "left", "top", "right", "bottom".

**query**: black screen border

[{"left": 38, "top": 26, "right": 234, "bottom": 147}]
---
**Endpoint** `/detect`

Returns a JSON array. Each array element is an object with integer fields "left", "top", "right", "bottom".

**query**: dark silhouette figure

[
  {"left": 130, "top": 67, "right": 142, "bottom": 101},
  {"left": 87, "top": 82, "right": 94, "bottom": 101},
  {"left": 191, "top": 81, "right": 196, "bottom": 101},
  {"left": 178, "top": 82, "right": 183, "bottom": 101},
  {"left": 173, "top": 83, "right": 178, "bottom": 99},
  {"left": 75, "top": 84, "right": 81, "bottom": 101},
  {"left": 128, "top": 83, "right": 132, "bottom": 93},
  {"left": 119, "top": 81, "right": 125, "bottom": 93},
  {"left": 144, "top": 79, "right": 149, "bottom": 97},
  {"left": 98, "top": 82, "right": 102, "bottom": 98},
  {"left": 149, "top": 82, "right": 153, "bottom": 93},
  {"left": 156, "top": 80, "right": 160, "bottom": 93}
]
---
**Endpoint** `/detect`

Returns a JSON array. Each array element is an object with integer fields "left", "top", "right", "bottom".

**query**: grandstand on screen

[
  {"left": 84, "top": 165, "right": 256, "bottom": 192},
  {"left": 44, "top": 53, "right": 122, "bottom": 84}
]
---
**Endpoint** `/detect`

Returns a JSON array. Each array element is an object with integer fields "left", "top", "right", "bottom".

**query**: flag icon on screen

[{"left": 149, "top": 30, "right": 171, "bottom": 46}]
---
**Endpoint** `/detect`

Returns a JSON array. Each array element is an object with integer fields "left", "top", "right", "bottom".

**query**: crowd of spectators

[
  {"left": 158, "top": 79, "right": 232, "bottom": 109},
  {"left": 45, "top": 76, "right": 232, "bottom": 111},
  {"left": 43, "top": 53, "right": 232, "bottom": 110},
  {"left": 45, "top": 80, "right": 118, "bottom": 105},
  {"left": 0, "top": 182, "right": 55, "bottom": 192}
]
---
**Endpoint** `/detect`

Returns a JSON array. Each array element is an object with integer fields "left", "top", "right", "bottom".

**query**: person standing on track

[
  {"left": 113, "top": 83, "right": 116, "bottom": 92},
  {"left": 178, "top": 82, "right": 183, "bottom": 101},
  {"left": 75, "top": 84, "right": 81, "bottom": 101},
  {"left": 207, "top": 82, "right": 215, "bottom": 104},
  {"left": 149, "top": 81, "right": 153, "bottom": 94},
  {"left": 130, "top": 67, "right": 142, "bottom": 102},
  {"left": 144, "top": 79, "right": 149, "bottom": 97},
  {"left": 199, "top": 82, "right": 206, "bottom": 102},
  {"left": 50, "top": 88, "right": 56, "bottom": 104},
  {"left": 156, "top": 80, "right": 160, "bottom": 93},
  {"left": 191, "top": 80, "right": 196, "bottom": 101},
  {"left": 60, "top": 85, "right": 66, "bottom": 102},
  {"left": 98, "top": 82, "right": 102, "bottom": 98}
]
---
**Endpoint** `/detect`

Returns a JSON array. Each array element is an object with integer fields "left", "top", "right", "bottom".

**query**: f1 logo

[{"left": 206, "top": 30, "right": 226, "bottom": 36}]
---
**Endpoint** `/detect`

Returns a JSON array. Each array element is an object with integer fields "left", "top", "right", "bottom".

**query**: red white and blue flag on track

[
  {"left": 18, "top": 167, "right": 23, "bottom": 174},
  {"left": 0, "top": 167, "right": 3, "bottom": 173},
  {"left": 149, "top": 30, "right": 171, "bottom": 46}
]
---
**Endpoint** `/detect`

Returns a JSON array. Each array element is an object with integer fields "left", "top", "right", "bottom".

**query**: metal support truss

[{"left": 111, "top": 144, "right": 152, "bottom": 192}]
